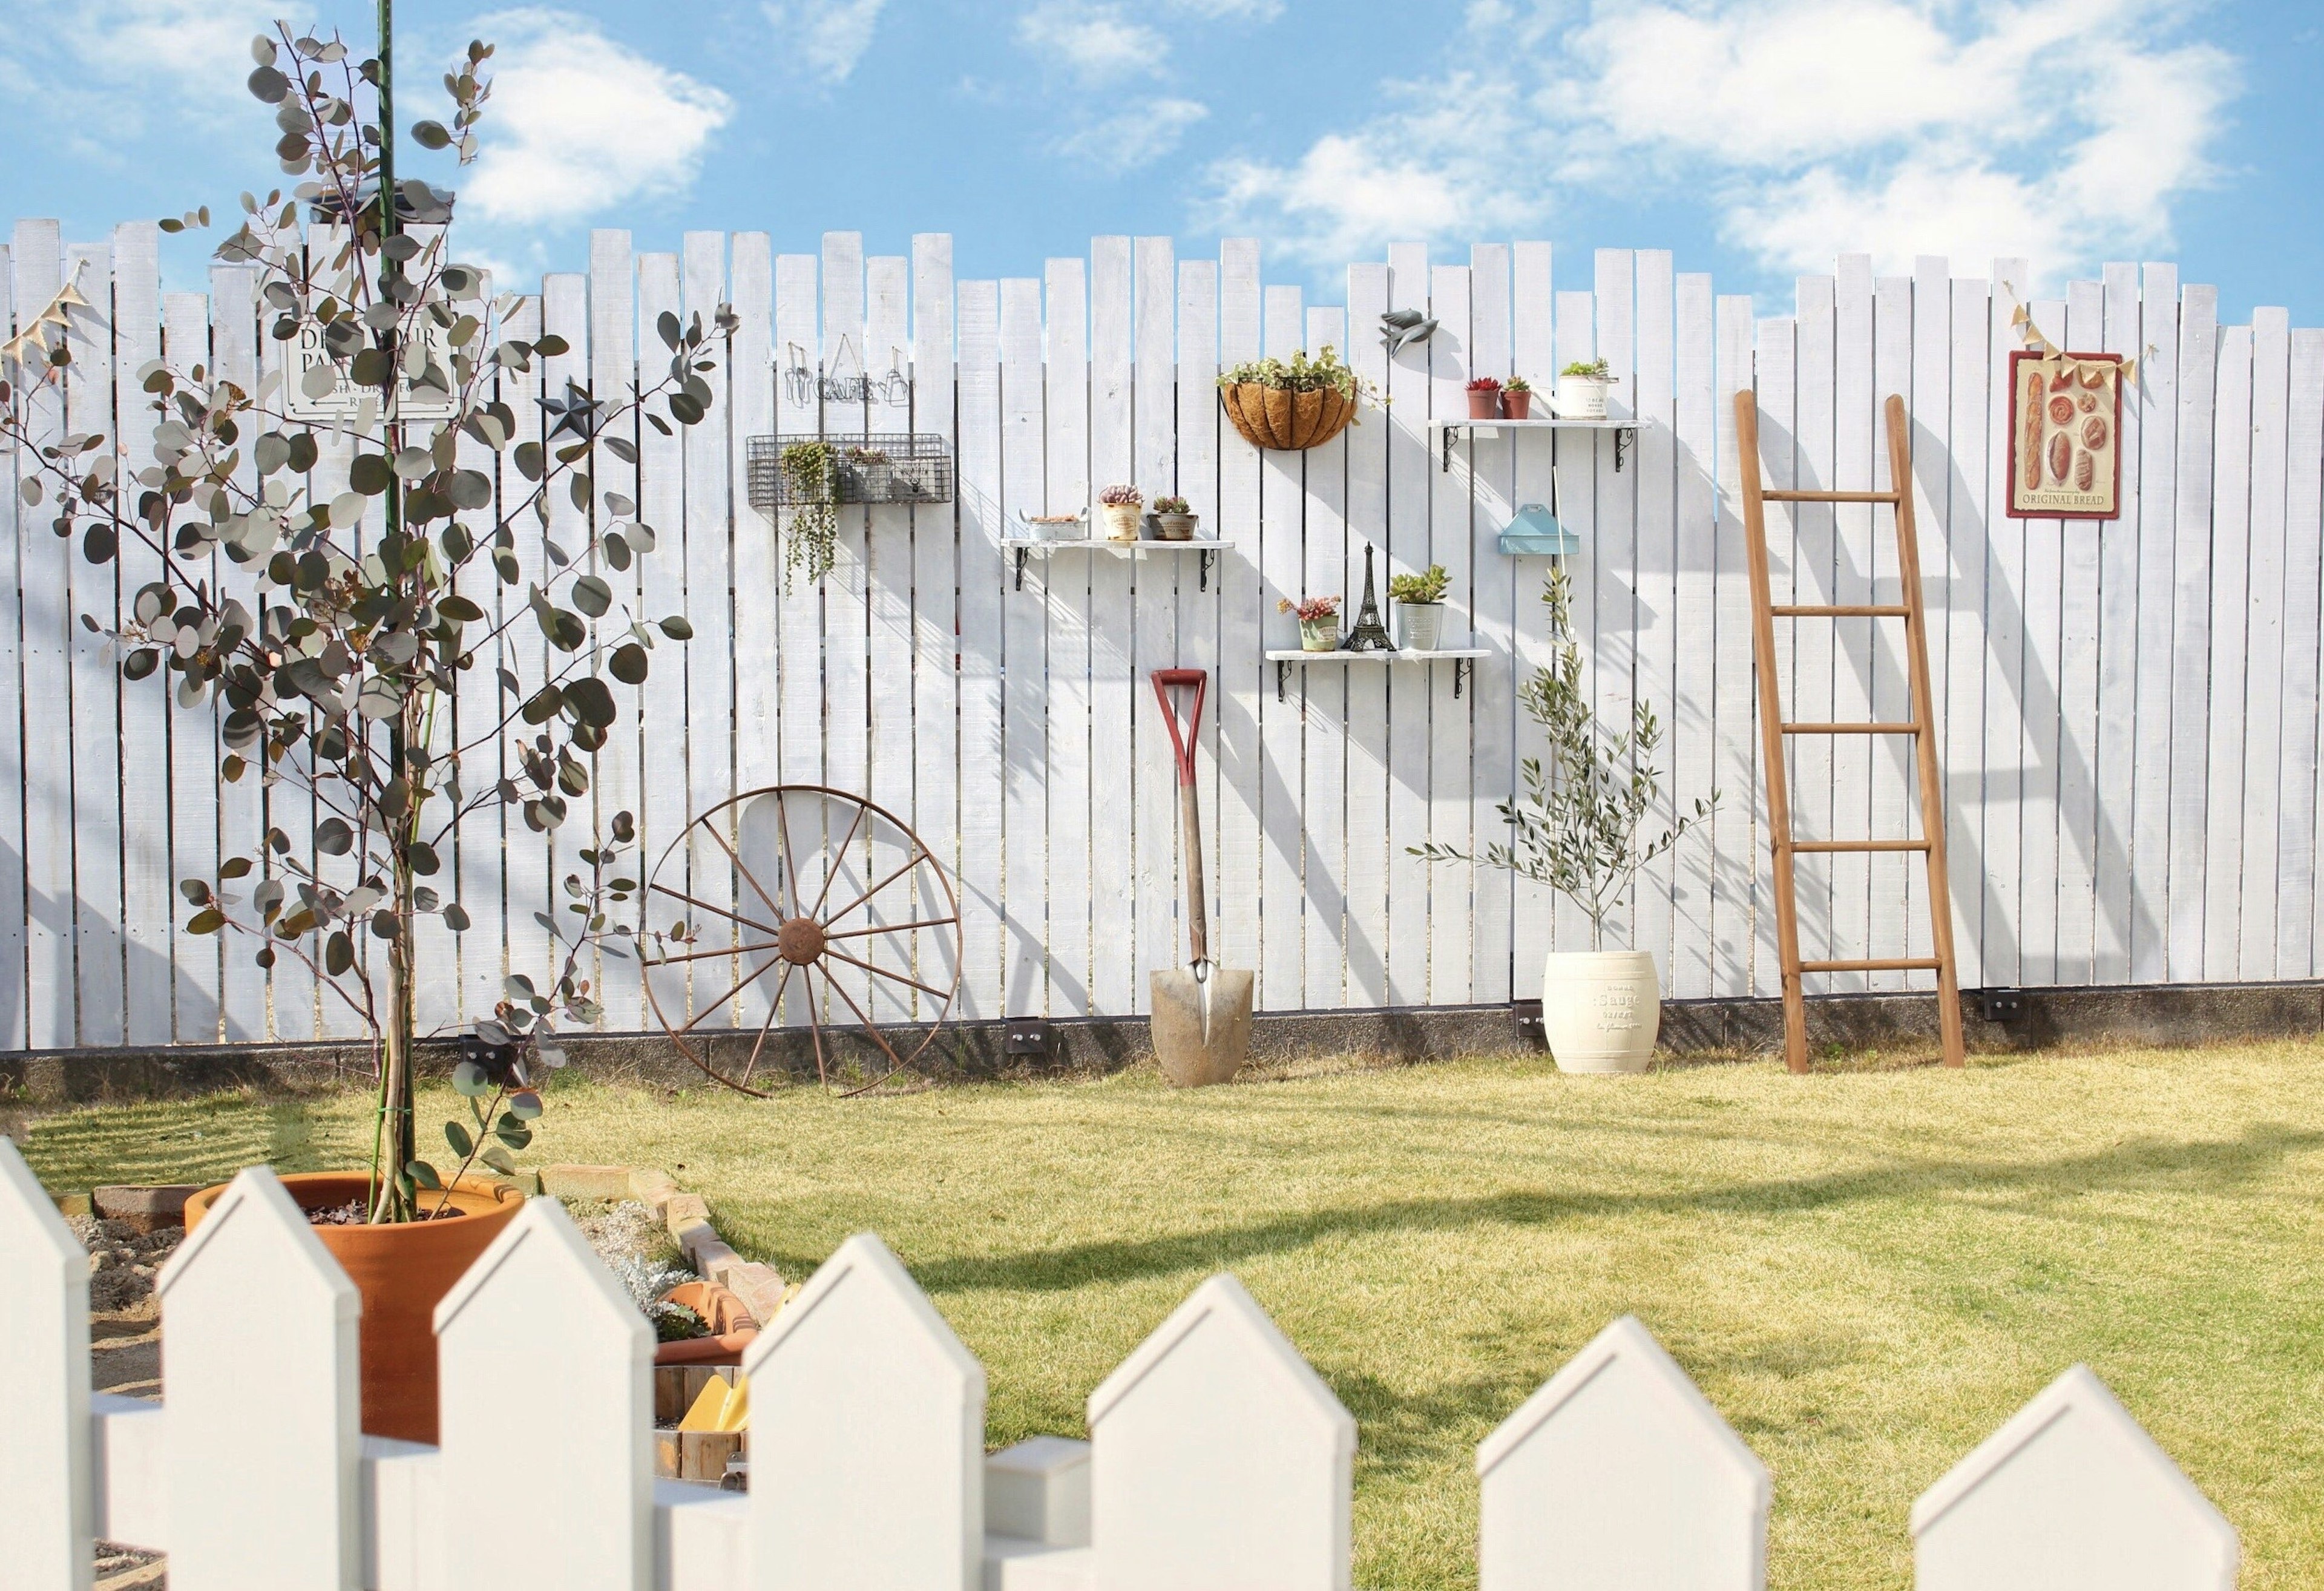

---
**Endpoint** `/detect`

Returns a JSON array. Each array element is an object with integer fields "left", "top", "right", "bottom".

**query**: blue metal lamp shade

[{"left": 1497, "top": 502, "right": 1579, "bottom": 557}]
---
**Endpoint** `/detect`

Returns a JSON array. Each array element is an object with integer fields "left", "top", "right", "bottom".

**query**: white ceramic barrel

[{"left": 1538, "top": 950, "right": 1661, "bottom": 1073}]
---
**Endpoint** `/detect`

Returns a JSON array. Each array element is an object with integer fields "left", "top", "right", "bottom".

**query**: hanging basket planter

[{"left": 1219, "top": 382, "right": 1359, "bottom": 451}]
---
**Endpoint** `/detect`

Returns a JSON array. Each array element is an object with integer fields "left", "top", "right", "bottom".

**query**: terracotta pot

[
  {"left": 1468, "top": 389, "right": 1503, "bottom": 419},
  {"left": 1503, "top": 389, "right": 1533, "bottom": 420},
  {"left": 1219, "top": 383, "right": 1356, "bottom": 451},
  {"left": 184, "top": 1170, "right": 524, "bottom": 1443}
]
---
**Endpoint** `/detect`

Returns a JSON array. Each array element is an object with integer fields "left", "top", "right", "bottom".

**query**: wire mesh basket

[{"left": 746, "top": 433, "right": 955, "bottom": 510}]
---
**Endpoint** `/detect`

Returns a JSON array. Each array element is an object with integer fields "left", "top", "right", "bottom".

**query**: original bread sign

[{"left": 2007, "top": 349, "right": 2124, "bottom": 519}]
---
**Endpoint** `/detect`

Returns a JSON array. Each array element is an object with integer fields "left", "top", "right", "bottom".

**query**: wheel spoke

[
  {"left": 806, "top": 799, "right": 871, "bottom": 920},
  {"left": 679, "top": 946, "right": 784, "bottom": 1034},
  {"left": 705, "top": 821, "right": 789, "bottom": 925},
  {"left": 821, "top": 965, "right": 907, "bottom": 1075},
  {"left": 775, "top": 792, "right": 804, "bottom": 922},
  {"left": 800, "top": 963, "right": 830, "bottom": 1087},
  {"left": 822, "top": 945, "right": 953, "bottom": 1003},
  {"left": 823, "top": 848, "right": 930, "bottom": 927},
  {"left": 738, "top": 958, "right": 798, "bottom": 1088},
  {"left": 645, "top": 940, "right": 781, "bottom": 968},
  {"left": 649, "top": 881, "right": 784, "bottom": 940},
  {"left": 823, "top": 916, "right": 957, "bottom": 942}
]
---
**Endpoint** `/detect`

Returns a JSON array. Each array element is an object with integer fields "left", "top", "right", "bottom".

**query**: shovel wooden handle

[{"left": 1151, "top": 669, "right": 1211, "bottom": 963}]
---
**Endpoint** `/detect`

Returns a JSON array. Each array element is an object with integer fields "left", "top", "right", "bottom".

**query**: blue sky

[{"left": 2, "top": 1, "right": 2317, "bottom": 324}]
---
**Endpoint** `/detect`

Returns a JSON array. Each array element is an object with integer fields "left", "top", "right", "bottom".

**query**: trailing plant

[
  {"left": 1388, "top": 564, "right": 1449, "bottom": 605},
  {"left": 1218, "top": 345, "right": 1376, "bottom": 407},
  {"left": 1154, "top": 495, "right": 1190, "bottom": 515},
  {"left": 0, "top": 18, "right": 727, "bottom": 1222},
  {"left": 1413, "top": 569, "right": 1715, "bottom": 949},
  {"left": 1560, "top": 358, "right": 1612, "bottom": 380},
  {"left": 1278, "top": 594, "right": 1341, "bottom": 622},
  {"left": 1098, "top": 483, "right": 1143, "bottom": 507},
  {"left": 778, "top": 440, "right": 839, "bottom": 586}
]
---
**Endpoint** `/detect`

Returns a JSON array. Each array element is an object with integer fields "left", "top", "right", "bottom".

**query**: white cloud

[
  {"left": 0, "top": 0, "right": 286, "bottom": 142},
  {"left": 1016, "top": 1, "right": 1168, "bottom": 85},
  {"left": 1059, "top": 96, "right": 1209, "bottom": 173},
  {"left": 462, "top": 10, "right": 733, "bottom": 228},
  {"left": 762, "top": 0, "right": 887, "bottom": 84},
  {"left": 1203, "top": 0, "right": 2236, "bottom": 280}
]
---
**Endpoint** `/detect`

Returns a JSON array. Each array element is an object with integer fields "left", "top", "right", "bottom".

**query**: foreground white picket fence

[{"left": 0, "top": 1142, "right": 2240, "bottom": 1590}]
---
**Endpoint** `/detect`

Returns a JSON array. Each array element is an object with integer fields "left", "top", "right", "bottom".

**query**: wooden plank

[
  {"left": 445, "top": 271, "right": 506, "bottom": 1031},
  {"left": 1554, "top": 288, "right": 1604, "bottom": 959},
  {"left": 999, "top": 276, "right": 1048, "bottom": 1014},
  {"left": 1905, "top": 257, "right": 1952, "bottom": 980},
  {"left": 1087, "top": 239, "right": 1136, "bottom": 1017},
  {"left": 2165, "top": 278, "right": 2214, "bottom": 980},
  {"left": 2133, "top": 264, "right": 2181, "bottom": 982},
  {"left": 1425, "top": 264, "right": 1475, "bottom": 1000},
  {"left": 953, "top": 279, "right": 1005, "bottom": 1020},
  {"left": 2241, "top": 307, "right": 2291, "bottom": 978},
  {"left": 1132, "top": 235, "right": 1177, "bottom": 1016},
  {"left": 773, "top": 252, "right": 822, "bottom": 790},
  {"left": 0, "top": 240, "right": 19, "bottom": 1049},
  {"left": 110, "top": 224, "right": 171, "bottom": 1043},
  {"left": 1174, "top": 257, "right": 1223, "bottom": 994},
  {"left": 821, "top": 234, "right": 871, "bottom": 827},
  {"left": 2094, "top": 264, "right": 2141, "bottom": 982},
  {"left": 1045, "top": 254, "right": 1093, "bottom": 1019},
  {"left": 1466, "top": 245, "right": 1515, "bottom": 1006},
  {"left": 1867, "top": 269, "right": 1914, "bottom": 989},
  {"left": 1981, "top": 260, "right": 2031, "bottom": 989},
  {"left": 1212, "top": 240, "right": 1263, "bottom": 987},
  {"left": 1752, "top": 315, "right": 1799, "bottom": 991},
  {"left": 15, "top": 223, "right": 73, "bottom": 1047},
  {"left": 295, "top": 225, "right": 352, "bottom": 1043},
  {"left": 1942, "top": 274, "right": 1992, "bottom": 989},
  {"left": 1672, "top": 271, "right": 1717, "bottom": 999},
  {"left": 679, "top": 234, "right": 739, "bottom": 1025},
  {"left": 862, "top": 251, "right": 916, "bottom": 1023},
  {"left": 64, "top": 240, "right": 125, "bottom": 1045},
  {"left": 1303, "top": 302, "right": 1351, "bottom": 1011},
  {"left": 1344, "top": 260, "right": 1394, "bottom": 1006},
  {"left": 910, "top": 235, "right": 962, "bottom": 1022},
  {"left": 586, "top": 231, "right": 643, "bottom": 1033},
  {"left": 2202, "top": 322, "right": 2253, "bottom": 979},
  {"left": 1791, "top": 273, "right": 1838, "bottom": 980},
  {"left": 1259, "top": 280, "right": 1305, "bottom": 1010},
  {"left": 1506, "top": 243, "right": 1555, "bottom": 997},
  {"left": 1590, "top": 252, "right": 1638, "bottom": 970},
  {"left": 2015, "top": 291, "right": 2069, "bottom": 988},
  {"left": 1385, "top": 243, "right": 1433, "bottom": 998},
  {"left": 1631, "top": 250, "right": 1678, "bottom": 993},
  {"left": 160, "top": 286, "right": 221, "bottom": 1041},
  {"left": 2055, "top": 278, "right": 2104, "bottom": 986},
  {"left": 2279, "top": 326, "right": 2324, "bottom": 976},
  {"left": 729, "top": 234, "right": 777, "bottom": 793},
  {"left": 635, "top": 250, "right": 693, "bottom": 1027},
  {"left": 1825, "top": 257, "right": 1877, "bottom": 991},
  {"left": 1712, "top": 292, "right": 1756, "bottom": 997}
]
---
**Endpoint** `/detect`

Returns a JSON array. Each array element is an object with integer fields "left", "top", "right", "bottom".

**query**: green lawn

[{"left": 22, "top": 1043, "right": 2324, "bottom": 1589}]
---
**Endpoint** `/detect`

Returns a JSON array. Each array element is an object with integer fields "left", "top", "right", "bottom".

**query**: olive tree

[{"left": 0, "top": 21, "right": 727, "bottom": 1219}]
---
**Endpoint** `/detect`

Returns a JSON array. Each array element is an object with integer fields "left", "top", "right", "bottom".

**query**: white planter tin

[
  {"left": 1396, "top": 602, "right": 1445, "bottom": 651},
  {"left": 1553, "top": 374, "right": 1612, "bottom": 421}
]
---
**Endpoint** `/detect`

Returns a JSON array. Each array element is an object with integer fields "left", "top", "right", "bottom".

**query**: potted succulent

[
  {"left": 1279, "top": 594, "right": 1341, "bottom": 652},
  {"left": 1389, "top": 563, "right": 1450, "bottom": 651},
  {"left": 1218, "top": 346, "right": 1375, "bottom": 451},
  {"left": 1466, "top": 375, "right": 1505, "bottom": 419},
  {"left": 1153, "top": 494, "right": 1198, "bottom": 541},
  {"left": 1502, "top": 375, "right": 1535, "bottom": 421},
  {"left": 1554, "top": 358, "right": 1613, "bottom": 420},
  {"left": 842, "top": 442, "right": 891, "bottom": 500},
  {"left": 1413, "top": 569, "right": 1715, "bottom": 1074},
  {"left": 1097, "top": 483, "right": 1143, "bottom": 542},
  {"left": 0, "top": 19, "right": 723, "bottom": 1440}
]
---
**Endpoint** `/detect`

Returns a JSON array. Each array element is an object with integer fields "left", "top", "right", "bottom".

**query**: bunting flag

[
  {"left": 2006, "top": 295, "right": 2141, "bottom": 390},
  {"left": 0, "top": 270, "right": 93, "bottom": 371}
]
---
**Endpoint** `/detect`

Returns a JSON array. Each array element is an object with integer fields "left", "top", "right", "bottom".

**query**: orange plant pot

[{"left": 184, "top": 1169, "right": 523, "bottom": 1443}]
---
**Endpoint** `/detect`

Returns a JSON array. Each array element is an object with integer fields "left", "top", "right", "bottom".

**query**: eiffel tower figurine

[{"left": 1344, "top": 545, "right": 1396, "bottom": 652}]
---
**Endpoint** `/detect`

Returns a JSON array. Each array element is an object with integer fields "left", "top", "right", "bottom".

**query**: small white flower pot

[
  {"left": 1538, "top": 950, "right": 1660, "bottom": 1073},
  {"left": 1097, "top": 503, "right": 1143, "bottom": 542},
  {"left": 1554, "top": 374, "right": 1612, "bottom": 421},
  {"left": 1396, "top": 601, "right": 1445, "bottom": 651}
]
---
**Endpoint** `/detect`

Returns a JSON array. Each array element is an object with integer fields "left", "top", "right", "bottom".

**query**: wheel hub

[{"left": 776, "top": 916, "right": 827, "bottom": 965}]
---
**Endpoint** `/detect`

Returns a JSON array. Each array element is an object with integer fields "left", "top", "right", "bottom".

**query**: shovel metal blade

[{"left": 1148, "top": 966, "right": 1255, "bottom": 1087}]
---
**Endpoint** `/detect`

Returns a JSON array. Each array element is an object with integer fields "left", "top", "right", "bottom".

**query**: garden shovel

[{"left": 1147, "top": 669, "right": 1254, "bottom": 1086}]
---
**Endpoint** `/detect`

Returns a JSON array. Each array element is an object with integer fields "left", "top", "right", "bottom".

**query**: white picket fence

[
  {"left": 0, "top": 1140, "right": 2243, "bottom": 1590},
  {"left": 5, "top": 219, "right": 2323, "bottom": 1049}
]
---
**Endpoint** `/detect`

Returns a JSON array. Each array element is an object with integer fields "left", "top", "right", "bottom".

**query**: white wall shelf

[
  {"left": 1264, "top": 647, "right": 1489, "bottom": 701},
  {"left": 1426, "top": 416, "right": 1636, "bottom": 473},
  {"left": 1001, "top": 538, "right": 1231, "bottom": 591}
]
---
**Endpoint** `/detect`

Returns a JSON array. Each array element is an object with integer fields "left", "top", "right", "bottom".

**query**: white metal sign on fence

[
  {"left": 4, "top": 220, "right": 2322, "bottom": 1049},
  {"left": 0, "top": 1138, "right": 2247, "bottom": 1591}
]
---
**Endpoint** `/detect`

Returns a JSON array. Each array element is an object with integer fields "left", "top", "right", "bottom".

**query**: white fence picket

[
  {"left": 1046, "top": 255, "right": 1093, "bottom": 1023},
  {"left": 0, "top": 1137, "right": 90, "bottom": 1591}
]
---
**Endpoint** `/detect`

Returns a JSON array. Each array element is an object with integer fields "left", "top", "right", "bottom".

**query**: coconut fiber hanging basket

[{"left": 1220, "top": 383, "right": 1359, "bottom": 451}]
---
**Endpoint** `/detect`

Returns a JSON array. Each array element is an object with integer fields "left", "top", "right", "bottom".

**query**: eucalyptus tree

[{"left": 0, "top": 21, "right": 727, "bottom": 1218}]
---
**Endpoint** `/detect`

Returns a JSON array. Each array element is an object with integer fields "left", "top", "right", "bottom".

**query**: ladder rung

[
  {"left": 1761, "top": 489, "right": 1903, "bottom": 504},
  {"left": 1800, "top": 957, "right": 1943, "bottom": 972},
  {"left": 1788, "top": 839, "right": 1931, "bottom": 853},
  {"left": 1771, "top": 604, "right": 1911, "bottom": 617},
  {"left": 1781, "top": 721, "right": 1920, "bottom": 735}
]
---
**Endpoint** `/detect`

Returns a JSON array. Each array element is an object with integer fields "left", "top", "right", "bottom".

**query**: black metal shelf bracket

[
  {"left": 1200, "top": 548, "right": 1213, "bottom": 591},
  {"left": 1456, "top": 658, "right": 1472, "bottom": 698},
  {"left": 1275, "top": 659, "right": 1290, "bottom": 702},
  {"left": 1013, "top": 547, "right": 1029, "bottom": 591}
]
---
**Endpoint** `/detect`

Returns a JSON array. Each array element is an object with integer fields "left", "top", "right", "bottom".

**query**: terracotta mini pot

[
  {"left": 1503, "top": 389, "right": 1533, "bottom": 420},
  {"left": 1467, "top": 389, "right": 1503, "bottom": 419},
  {"left": 184, "top": 1169, "right": 523, "bottom": 1443}
]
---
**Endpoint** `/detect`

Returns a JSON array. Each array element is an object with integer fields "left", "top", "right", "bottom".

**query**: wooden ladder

[{"left": 1733, "top": 391, "right": 1965, "bottom": 1073}]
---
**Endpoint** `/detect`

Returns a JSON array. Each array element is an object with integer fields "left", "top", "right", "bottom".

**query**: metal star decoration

[{"left": 539, "top": 379, "right": 603, "bottom": 444}]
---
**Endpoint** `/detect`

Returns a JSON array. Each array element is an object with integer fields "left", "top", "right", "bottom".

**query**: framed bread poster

[{"left": 2007, "top": 349, "right": 2124, "bottom": 519}]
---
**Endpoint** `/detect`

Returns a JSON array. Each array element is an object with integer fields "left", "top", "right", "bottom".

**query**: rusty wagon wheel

[{"left": 640, "top": 785, "right": 961, "bottom": 1095}]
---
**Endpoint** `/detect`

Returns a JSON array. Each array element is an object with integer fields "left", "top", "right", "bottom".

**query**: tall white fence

[
  {"left": 0, "top": 1140, "right": 2244, "bottom": 1590},
  {"left": 5, "top": 219, "right": 2322, "bottom": 1048}
]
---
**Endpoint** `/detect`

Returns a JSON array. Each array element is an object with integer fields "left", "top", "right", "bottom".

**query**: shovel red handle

[{"left": 1149, "top": 669, "right": 1210, "bottom": 963}]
